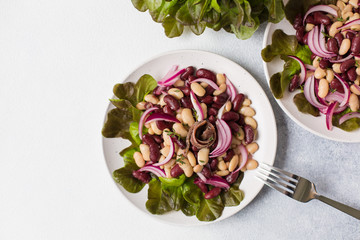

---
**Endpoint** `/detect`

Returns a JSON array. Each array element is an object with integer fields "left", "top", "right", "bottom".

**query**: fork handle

[{"left": 315, "top": 195, "right": 360, "bottom": 220}]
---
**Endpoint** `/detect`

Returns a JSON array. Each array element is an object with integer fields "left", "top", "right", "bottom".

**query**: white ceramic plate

[
  {"left": 263, "top": 19, "right": 360, "bottom": 142},
  {"left": 102, "top": 50, "right": 277, "bottom": 226}
]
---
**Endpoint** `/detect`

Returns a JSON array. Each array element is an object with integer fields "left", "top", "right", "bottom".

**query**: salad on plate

[
  {"left": 262, "top": 0, "right": 360, "bottom": 132},
  {"left": 102, "top": 65, "right": 259, "bottom": 221}
]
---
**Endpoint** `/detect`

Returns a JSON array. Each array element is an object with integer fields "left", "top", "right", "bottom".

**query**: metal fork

[{"left": 256, "top": 163, "right": 360, "bottom": 220}]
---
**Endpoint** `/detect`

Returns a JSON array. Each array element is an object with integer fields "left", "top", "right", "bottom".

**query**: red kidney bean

[
  {"left": 178, "top": 86, "right": 190, "bottom": 96},
  {"left": 180, "top": 97, "right": 193, "bottom": 108},
  {"left": 293, "top": 13, "right": 303, "bottom": 30},
  {"left": 149, "top": 144, "right": 160, "bottom": 162},
  {"left": 205, "top": 85, "right": 215, "bottom": 96},
  {"left": 170, "top": 164, "right": 184, "bottom": 178},
  {"left": 346, "top": 32, "right": 355, "bottom": 41},
  {"left": 341, "top": 72, "right": 349, "bottom": 82},
  {"left": 319, "top": 59, "right": 331, "bottom": 69},
  {"left": 244, "top": 125, "right": 254, "bottom": 144},
  {"left": 223, "top": 149, "right": 235, "bottom": 162},
  {"left": 132, "top": 170, "right": 151, "bottom": 183},
  {"left": 212, "top": 103, "right": 223, "bottom": 109},
  {"left": 226, "top": 171, "right": 239, "bottom": 184},
  {"left": 208, "top": 115, "right": 216, "bottom": 124},
  {"left": 340, "top": 59, "right": 356, "bottom": 73},
  {"left": 296, "top": 26, "right": 305, "bottom": 44},
  {"left": 156, "top": 120, "right": 173, "bottom": 131},
  {"left": 351, "top": 35, "right": 360, "bottom": 54},
  {"left": 195, "top": 182, "right": 208, "bottom": 194},
  {"left": 213, "top": 95, "right": 227, "bottom": 105},
  {"left": 210, "top": 158, "right": 218, "bottom": 171},
  {"left": 303, "top": 32, "right": 309, "bottom": 45},
  {"left": 163, "top": 105, "right": 175, "bottom": 116},
  {"left": 347, "top": 67, "right": 357, "bottom": 81},
  {"left": 305, "top": 15, "right": 315, "bottom": 24},
  {"left": 171, "top": 136, "right": 186, "bottom": 149},
  {"left": 152, "top": 86, "right": 161, "bottom": 96},
  {"left": 201, "top": 95, "right": 213, "bottom": 104},
  {"left": 153, "top": 107, "right": 163, "bottom": 114},
  {"left": 143, "top": 134, "right": 156, "bottom": 145},
  {"left": 152, "top": 135, "right": 163, "bottom": 144},
  {"left": 196, "top": 68, "right": 216, "bottom": 81},
  {"left": 237, "top": 114, "right": 245, "bottom": 126},
  {"left": 208, "top": 107, "right": 218, "bottom": 116},
  {"left": 289, "top": 75, "right": 300, "bottom": 92},
  {"left": 201, "top": 167, "right": 212, "bottom": 178},
  {"left": 325, "top": 24, "right": 331, "bottom": 34},
  {"left": 188, "top": 75, "right": 197, "bottom": 82},
  {"left": 204, "top": 187, "right": 222, "bottom": 199},
  {"left": 164, "top": 95, "right": 180, "bottom": 111},
  {"left": 313, "top": 12, "right": 331, "bottom": 25},
  {"left": 327, "top": 38, "right": 339, "bottom": 54},
  {"left": 222, "top": 111, "right": 240, "bottom": 122},
  {"left": 330, "top": 79, "right": 345, "bottom": 93},
  {"left": 228, "top": 121, "right": 240, "bottom": 133},
  {"left": 334, "top": 33, "right": 344, "bottom": 47},
  {"left": 180, "top": 66, "right": 195, "bottom": 80},
  {"left": 233, "top": 93, "right": 245, "bottom": 112}
]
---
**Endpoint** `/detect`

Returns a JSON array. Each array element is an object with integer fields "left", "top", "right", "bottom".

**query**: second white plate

[{"left": 263, "top": 19, "right": 360, "bottom": 142}]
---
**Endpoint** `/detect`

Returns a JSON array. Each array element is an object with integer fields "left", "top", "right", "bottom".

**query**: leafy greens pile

[
  {"left": 261, "top": 0, "right": 360, "bottom": 131},
  {"left": 131, "top": 0, "right": 285, "bottom": 39},
  {"left": 102, "top": 74, "right": 244, "bottom": 221}
]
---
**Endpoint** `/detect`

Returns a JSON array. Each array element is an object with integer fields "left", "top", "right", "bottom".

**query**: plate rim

[
  {"left": 262, "top": 22, "right": 360, "bottom": 143},
  {"left": 102, "top": 49, "right": 278, "bottom": 225}
]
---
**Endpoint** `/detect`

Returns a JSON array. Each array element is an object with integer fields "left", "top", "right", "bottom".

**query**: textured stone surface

[{"left": 0, "top": 1, "right": 359, "bottom": 239}]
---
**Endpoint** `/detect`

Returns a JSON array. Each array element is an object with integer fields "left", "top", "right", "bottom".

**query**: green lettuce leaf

[
  {"left": 293, "top": 93, "right": 320, "bottom": 117},
  {"left": 101, "top": 107, "right": 133, "bottom": 139},
  {"left": 113, "top": 162, "right": 145, "bottom": 193},
  {"left": 131, "top": 0, "right": 148, "bottom": 12},
  {"left": 162, "top": 16, "right": 184, "bottom": 37},
  {"left": 181, "top": 199, "right": 198, "bottom": 216},
  {"left": 269, "top": 72, "right": 283, "bottom": 99},
  {"left": 129, "top": 121, "right": 142, "bottom": 145},
  {"left": 261, "top": 29, "right": 298, "bottom": 62},
  {"left": 162, "top": 185, "right": 184, "bottom": 211},
  {"left": 159, "top": 174, "right": 186, "bottom": 187},
  {"left": 196, "top": 195, "right": 224, "bottom": 221},
  {"left": 220, "top": 173, "right": 244, "bottom": 206},
  {"left": 264, "top": 0, "right": 285, "bottom": 23},
  {"left": 146, "top": 179, "right": 173, "bottom": 214},
  {"left": 120, "top": 147, "right": 139, "bottom": 166},
  {"left": 333, "top": 108, "right": 360, "bottom": 131}
]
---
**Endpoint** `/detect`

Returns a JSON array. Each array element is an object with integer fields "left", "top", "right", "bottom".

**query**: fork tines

[{"left": 256, "top": 163, "right": 300, "bottom": 197}]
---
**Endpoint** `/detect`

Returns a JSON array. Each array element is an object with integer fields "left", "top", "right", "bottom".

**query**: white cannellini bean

[
  {"left": 244, "top": 117, "right": 257, "bottom": 129},
  {"left": 314, "top": 67, "right": 326, "bottom": 79},
  {"left": 350, "top": 84, "right": 360, "bottom": 95},
  {"left": 217, "top": 160, "right": 227, "bottom": 171},
  {"left": 168, "top": 88, "right": 184, "bottom": 100},
  {"left": 246, "top": 142, "right": 259, "bottom": 154},
  {"left": 182, "top": 108, "right": 195, "bottom": 127},
  {"left": 163, "top": 128, "right": 171, "bottom": 146},
  {"left": 140, "top": 144, "right": 150, "bottom": 161},
  {"left": 326, "top": 69, "right": 334, "bottom": 83},
  {"left": 228, "top": 155, "right": 239, "bottom": 172},
  {"left": 187, "top": 151, "right": 197, "bottom": 167},
  {"left": 213, "top": 83, "right": 227, "bottom": 95},
  {"left": 201, "top": 103, "right": 207, "bottom": 119},
  {"left": 339, "top": 39, "right": 351, "bottom": 55},
  {"left": 150, "top": 121, "right": 162, "bottom": 135},
  {"left": 172, "top": 123, "right": 188, "bottom": 137},
  {"left": 193, "top": 164, "right": 203, "bottom": 173},
  {"left": 329, "top": 21, "right": 343, "bottom": 37},
  {"left": 144, "top": 94, "right": 159, "bottom": 104},
  {"left": 133, "top": 152, "right": 145, "bottom": 168},
  {"left": 136, "top": 102, "right": 146, "bottom": 110},
  {"left": 318, "top": 78, "right": 330, "bottom": 98},
  {"left": 245, "top": 159, "right": 259, "bottom": 170},
  {"left": 178, "top": 159, "right": 193, "bottom": 177},
  {"left": 190, "top": 82, "right": 206, "bottom": 97},
  {"left": 349, "top": 93, "right": 360, "bottom": 111},
  {"left": 160, "top": 146, "right": 170, "bottom": 157},
  {"left": 216, "top": 170, "right": 230, "bottom": 177},
  {"left": 216, "top": 73, "right": 226, "bottom": 85},
  {"left": 240, "top": 106, "right": 256, "bottom": 117},
  {"left": 197, "top": 148, "right": 209, "bottom": 166}
]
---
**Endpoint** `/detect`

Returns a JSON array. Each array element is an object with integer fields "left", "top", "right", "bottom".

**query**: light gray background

[{"left": 0, "top": 0, "right": 359, "bottom": 239}]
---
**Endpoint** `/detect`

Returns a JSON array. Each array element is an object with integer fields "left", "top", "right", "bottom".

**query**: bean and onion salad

[
  {"left": 291, "top": 1, "right": 360, "bottom": 129},
  {"left": 132, "top": 66, "right": 259, "bottom": 199}
]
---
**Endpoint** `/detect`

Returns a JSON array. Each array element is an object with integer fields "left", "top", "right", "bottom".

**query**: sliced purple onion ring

[
  {"left": 225, "top": 75, "right": 237, "bottom": 102},
  {"left": 206, "top": 176, "right": 230, "bottom": 190},
  {"left": 338, "top": 19, "right": 360, "bottom": 30},
  {"left": 196, "top": 172, "right": 207, "bottom": 182},
  {"left": 326, "top": 102, "right": 338, "bottom": 130},
  {"left": 334, "top": 73, "right": 350, "bottom": 107},
  {"left": 153, "top": 137, "right": 175, "bottom": 166},
  {"left": 158, "top": 66, "right": 186, "bottom": 86},
  {"left": 288, "top": 55, "right": 307, "bottom": 85},
  {"left": 329, "top": 54, "right": 353, "bottom": 63},
  {"left": 233, "top": 144, "right": 248, "bottom": 173},
  {"left": 190, "top": 91, "right": 204, "bottom": 121},
  {"left": 305, "top": 64, "right": 316, "bottom": 71},
  {"left": 339, "top": 112, "right": 360, "bottom": 125},
  {"left": 210, "top": 119, "right": 232, "bottom": 157},
  {"left": 145, "top": 113, "right": 180, "bottom": 124},
  {"left": 191, "top": 78, "right": 219, "bottom": 90},
  {"left": 304, "top": 76, "right": 328, "bottom": 110},
  {"left": 139, "top": 165, "right": 166, "bottom": 178},
  {"left": 303, "top": 5, "right": 338, "bottom": 25},
  {"left": 139, "top": 106, "right": 159, "bottom": 140}
]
